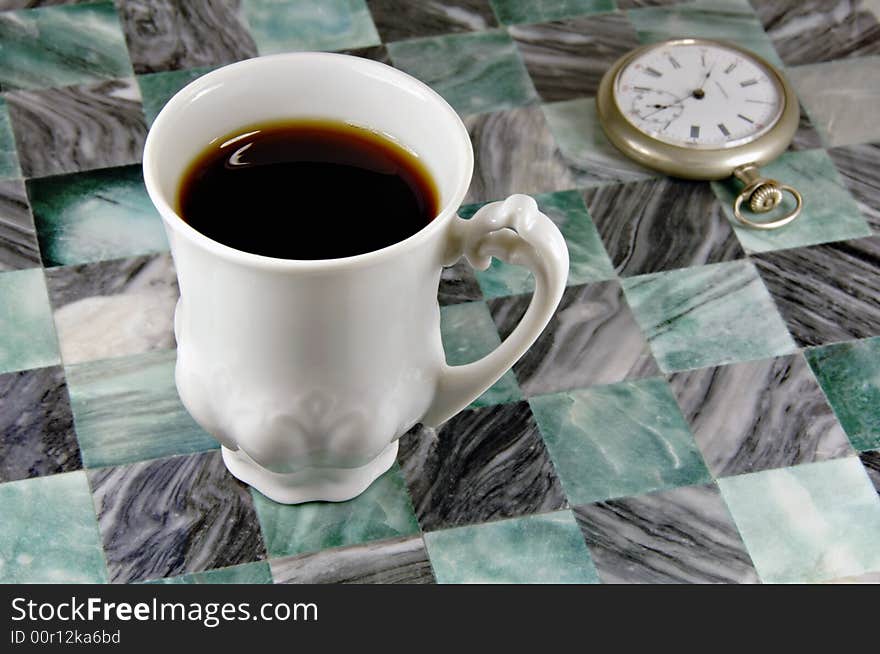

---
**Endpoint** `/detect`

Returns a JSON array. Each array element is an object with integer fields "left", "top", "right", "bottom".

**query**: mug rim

[{"left": 142, "top": 52, "right": 474, "bottom": 272}]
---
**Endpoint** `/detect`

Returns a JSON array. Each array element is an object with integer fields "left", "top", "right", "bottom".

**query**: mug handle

[{"left": 422, "top": 194, "right": 569, "bottom": 427}]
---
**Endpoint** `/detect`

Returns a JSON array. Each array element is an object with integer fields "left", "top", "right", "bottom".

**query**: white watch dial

[{"left": 614, "top": 41, "right": 784, "bottom": 149}]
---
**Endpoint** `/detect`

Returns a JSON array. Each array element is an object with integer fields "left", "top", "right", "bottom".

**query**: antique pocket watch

[{"left": 597, "top": 38, "right": 802, "bottom": 230}]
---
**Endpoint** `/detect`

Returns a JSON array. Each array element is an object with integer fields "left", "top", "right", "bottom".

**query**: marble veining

[
  {"left": 28, "top": 164, "right": 168, "bottom": 267},
  {"left": 790, "top": 102, "right": 825, "bottom": 152},
  {"left": 861, "top": 450, "right": 879, "bottom": 494},
  {"left": 574, "top": 483, "right": 759, "bottom": 584},
  {"left": 753, "top": 236, "right": 880, "bottom": 347},
  {"left": 668, "top": 354, "right": 853, "bottom": 477},
  {"left": 66, "top": 349, "right": 217, "bottom": 469},
  {"left": 463, "top": 190, "right": 615, "bottom": 298},
  {"left": 622, "top": 260, "right": 797, "bottom": 372},
  {"left": 0, "top": 365, "right": 81, "bottom": 483},
  {"left": 398, "top": 402, "right": 566, "bottom": 531},
  {"left": 583, "top": 178, "right": 744, "bottom": 276},
  {"left": 440, "top": 301, "right": 522, "bottom": 407},
  {"left": 89, "top": 450, "right": 266, "bottom": 584},
  {"left": 713, "top": 149, "right": 871, "bottom": 254},
  {"left": 509, "top": 12, "right": 640, "bottom": 102},
  {"left": 5, "top": 78, "right": 147, "bottom": 178},
  {"left": 366, "top": 0, "right": 497, "bottom": 42},
  {"left": 245, "top": 0, "right": 380, "bottom": 55},
  {"left": 753, "top": 0, "right": 880, "bottom": 66},
  {"left": 489, "top": 0, "right": 615, "bottom": 25},
  {"left": 0, "top": 267, "right": 60, "bottom": 374},
  {"left": 529, "top": 378, "right": 711, "bottom": 505},
  {"left": 0, "top": 471, "right": 107, "bottom": 583},
  {"left": 45, "top": 253, "right": 179, "bottom": 365},
  {"left": 542, "top": 98, "right": 660, "bottom": 188},
  {"left": 438, "top": 259, "right": 483, "bottom": 305},
  {"left": 490, "top": 281, "right": 659, "bottom": 396},
  {"left": 251, "top": 464, "right": 419, "bottom": 558},
  {"left": 829, "top": 143, "right": 880, "bottom": 231},
  {"left": 464, "top": 105, "right": 575, "bottom": 203},
  {"left": 388, "top": 29, "right": 537, "bottom": 118},
  {"left": 806, "top": 337, "right": 880, "bottom": 451},
  {"left": 136, "top": 66, "right": 215, "bottom": 126},
  {"left": 0, "top": 98, "right": 21, "bottom": 180},
  {"left": 270, "top": 535, "right": 435, "bottom": 584},
  {"left": 0, "top": 179, "right": 41, "bottom": 271},
  {"left": 116, "top": 0, "right": 256, "bottom": 74},
  {"left": 424, "top": 510, "right": 599, "bottom": 584},
  {"left": 145, "top": 561, "right": 272, "bottom": 584},
  {"left": 0, "top": 2, "right": 133, "bottom": 91},
  {"left": 788, "top": 56, "right": 880, "bottom": 148},
  {"left": 627, "top": 0, "right": 783, "bottom": 68},
  {"left": 719, "top": 458, "right": 880, "bottom": 583}
]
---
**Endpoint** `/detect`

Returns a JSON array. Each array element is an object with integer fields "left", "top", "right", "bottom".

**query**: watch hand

[
  {"left": 639, "top": 91, "right": 692, "bottom": 119},
  {"left": 714, "top": 80, "right": 729, "bottom": 99}
]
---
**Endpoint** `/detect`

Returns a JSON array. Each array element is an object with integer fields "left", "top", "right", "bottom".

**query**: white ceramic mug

[{"left": 143, "top": 53, "right": 569, "bottom": 504}]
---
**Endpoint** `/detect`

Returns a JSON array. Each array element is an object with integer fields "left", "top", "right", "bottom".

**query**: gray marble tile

[
  {"left": 398, "top": 402, "right": 566, "bottom": 531},
  {"left": 5, "top": 78, "right": 147, "bottom": 178},
  {"left": 862, "top": 450, "right": 879, "bottom": 495},
  {"left": 752, "top": 0, "right": 880, "bottom": 66},
  {"left": 464, "top": 105, "right": 576, "bottom": 203},
  {"left": 790, "top": 102, "right": 825, "bottom": 152},
  {"left": 270, "top": 535, "right": 435, "bottom": 584},
  {"left": 438, "top": 259, "right": 483, "bottom": 306},
  {"left": 583, "top": 178, "right": 744, "bottom": 277},
  {"left": 829, "top": 143, "right": 880, "bottom": 232},
  {"left": 366, "top": 0, "right": 497, "bottom": 42},
  {"left": 668, "top": 354, "right": 854, "bottom": 478},
  {"left": 753, "top": 236, "right": 880, "bottom": 347},
  {"left": 0, "top": 179, "right": 40, "bottom": 271},
  {"left": 336, "top": 44, "right": 390, "bottom": 65},
  {"left": 616, "top": 0, "right": 690, "bottom": 6},
  {"left": 44, "top": 253, "right": 178, "bottom": 365},
  {"left": 89, "top": 450, "right": 266, "bottom": 584},
  {"left": 509, "top": 12, "right": 639, "bottom": 102},
  {"left": 574, "top": 484, "right": 760, "bottom": 584},
  {"left": 489, "top": 281, "right": 660, "bottom": 396},
  {"left": 0, "top": 365, "right": 80, "bottom": 483},
  {"left": 116, "top": 0, "right": 257, "bottom": 74},
  {"left": 789, "top": 57, "right": 880, "bottom": 148}
]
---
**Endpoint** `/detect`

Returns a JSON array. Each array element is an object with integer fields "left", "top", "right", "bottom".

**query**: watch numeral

[
  {"left": 737, "top": 113, "right": 754, "bottom": 124},
  {"left": 724, "top": 62, "right": 737, "bottom": 74},
  {"left": 690, "top": 125, "right": 700, "bottom": 139},
  {"left": 740, "top": 78, "right": 758, "bottom": 87},
  {"left": 718, "top": 123, "right": 730, "bottom": 137},
  {"left": 668, "top": 55, "right": 681, "bottom": 69},
  {"left": 645, "top": 66, "right": 663, "bottom": 77}
]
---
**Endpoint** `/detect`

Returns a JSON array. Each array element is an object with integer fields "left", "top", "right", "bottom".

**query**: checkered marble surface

[{"left": 1, "top": 0, "right": 879, "bottom": 585}]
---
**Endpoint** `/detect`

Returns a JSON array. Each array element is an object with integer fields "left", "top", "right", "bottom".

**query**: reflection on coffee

[{"left": 177, "top": 119, "right": 440, "bottom": 260}]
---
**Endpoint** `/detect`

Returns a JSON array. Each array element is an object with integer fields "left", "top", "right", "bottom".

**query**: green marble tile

[
  {"left": 144, "top": 561, "right": 272, "bottom": 585},
  {"left": 530, "top": 378, "right": 711, "bottom": 504},
  {"left": 137, "top": 66, "right": 216, "bottom": 126},
  {"left": 626, "top": 0, "right": 783, "bottom": 69},
  {"left": 387, "top": 29, "right": 537, "bottom": 117},
  {"left": 251, "top": 463, "right": 419, "bottom": 558},
  {"left": 806, "top": 337, "right": 880, "bottom": 452},
  {"left": 27, "top": 165, "right": 168, "bottom": 268},
  {"left": 719, "top": 458, "right": 880, "bottom": 583},
  {"left": 0, "top": 471, "right": 107, "bottom": 583},
  {"left": 440, "top": 301, "right": 522, "bottom": 407},
  {"left": 66, "top": 349, "right": 218, "bottom": 469},
  {"left": 424, "top": 509, "right": 599, "bottom": 583},
  {"left": 460, "top": 191, "right": 615, "bottom": 298},
  {"left": 490, "top": 0, "right": 616, "bottom": 25},
  {"left": 244, "top": 0, "right": 380, "bottom": 55},
  {"left": 0, "top": 98, "right": 21, "bottom": 180},
  {"left": 0, "top": 2, "right": 133, "bottom": 91},
  {"left": 0, "top": 268, "right": 59, "bottom": 374},
  {"left": 541, "top": 98, "right": 660, "bottom": 188},
  {"left": 712, "top": 150, "right": 871, "bottom": 254},
  {"left": 621, "top": 260, "right": 797, "bottom": 372}
]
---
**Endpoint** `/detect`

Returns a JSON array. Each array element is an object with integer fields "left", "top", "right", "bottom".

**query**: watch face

[{"left": 613, "top": 41, "right": 784, "bottom": 149}]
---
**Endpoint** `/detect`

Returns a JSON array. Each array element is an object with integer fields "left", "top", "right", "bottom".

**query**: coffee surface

[{"left": 177, "top": 120, "right": 440, "bottom": 260}]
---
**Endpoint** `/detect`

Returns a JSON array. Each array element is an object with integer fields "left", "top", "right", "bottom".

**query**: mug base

[{"left": 220, "top": 441, "right": 399, "bottom": 504}]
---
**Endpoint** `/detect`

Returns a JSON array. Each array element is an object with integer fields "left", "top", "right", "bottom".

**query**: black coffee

[{"left": 177, "top": 120, "right": 440, "bottom": 259}]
